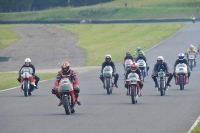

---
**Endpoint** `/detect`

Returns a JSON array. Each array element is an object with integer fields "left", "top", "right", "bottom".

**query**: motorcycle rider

[
  {"left": 151, "top": 56, "right": 173, "bottom": 89},
  {"left": 51, "top": 61, "right": 81, "bottom": 106},
  {"left": 133, "top": 47, "right": 145, "bottom": 58},
  {"left": 173, "top": 53, "right": 190, "bottom": 82},
  {"left": 123, "top": 52, "right": 135, "bottom": 69},
  {"left": 135, "top": 52, "right": 149, "bottom": 74},
  {"left": 125, "top": 63, "right": 142, "bottom": 96},
  {"left": 17, "top": 58, "right": 40, "bottom": 89},
  {"left": 100, "top": 54, "right": 119, "bottom": 88}
]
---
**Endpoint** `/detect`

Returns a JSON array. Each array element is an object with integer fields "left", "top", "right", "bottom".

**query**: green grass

[
  {"left": 0, "top": 73, "right": 56, "bottom": 90},
  {"left": 0, "top": 0, "right": 199, "bottom": 21},
  {"left": 191, "top": 122, "right": 200, "bottom": 133},
  {"left": 0, "top": 25, "right": 20, "bottom": 49},
  {"left": 57, "top": 23, "right": 185, "bottom": 66}
]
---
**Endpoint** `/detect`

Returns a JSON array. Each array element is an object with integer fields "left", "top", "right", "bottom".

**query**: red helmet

[
  {"left": 61, "top": 62, "right": 70, "bottom": 72},
  {"left": 130, "top": 63, "right": 138, "bottom": 72}
]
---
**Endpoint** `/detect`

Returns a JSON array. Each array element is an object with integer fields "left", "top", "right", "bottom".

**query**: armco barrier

[{"left": 0, "top": 18, "right": 199, "bottom": 24}]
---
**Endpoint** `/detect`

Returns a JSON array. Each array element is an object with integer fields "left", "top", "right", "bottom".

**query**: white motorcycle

[
  {"left": 157, "top": 69, "right": 167, "bottom": 96},
  {"left": 20, "top": 67, "right": 34, "bottom": 97},
  {"left": 175, "top": 63, "right": 188, "bottom": 90},
  {"left": 188, "top": 52, "right": 196, "bottom": 70},
  {"left": 126, "top": 73, "right": 140, "bottom": 104},
  {"left": 103, "top": 66, "right": 114, "bottom": 95},
  {"left": 137, "top": 59, "right": 147, "bottom": 82},
  {"left": 192, "top": 17, "right": 195, "bottom": 23}
]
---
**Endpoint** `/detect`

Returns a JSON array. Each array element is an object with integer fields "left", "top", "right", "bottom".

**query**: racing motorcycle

[
  {"left": 175, "top": 63, "right": 188, "bottom": 90},
  {"left": 124, "top": 59, "right": 133, "bottom": 79},
  {"left": 126, "top": 72, "right": 140, "bottom": 104},
  {"left": 157, "top": 69, "right": 167, "bottom": 96},
  {"left": 103, "top": 66, "right": 114, "bottom": 95},
  {"left": 58, "top": 78, "right": 76, "bottom": 115},
  {"left": 20, "top": 67, "right": 35, "bottom": 97},
  {"left": 192, "top": 16, "right": 195, "bottom": 23},
  {"left": 136, "top": 59, "right": 147, "bottom": 82},
  {"left": 188, "top": 51, "right": 196, "bottom": 70}
]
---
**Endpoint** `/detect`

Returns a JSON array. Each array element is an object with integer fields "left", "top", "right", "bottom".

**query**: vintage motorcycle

[
  {"left": 175, "top": 63, "right": 188, "bottom": 90},
  {"left": 126, "top": 72, "right": 140, "bottom": 104},
  {"left": 188, "top": 52, "right": 196, "bottom": 70},
  {"left": 20, "top": 67, "right": 35, "bottom": 97},
  {"left": 136, "top": 59, "right": 147, "bottom": 82},
  {"left": 58, "top": 78, "right": 76, "bottom": 115},
  {"left": 124, "top": 59, "right": 133, "bottom": 79},
  {"left": 103, "top": 66, "right": 114, "bottom": 95},
  {"left": 157, "top": 69, "right": 167, "bottom": 96}
]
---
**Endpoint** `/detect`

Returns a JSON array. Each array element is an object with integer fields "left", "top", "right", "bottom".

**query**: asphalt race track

[{"left": 0, "top": 23, "right": 200, "bottom": 133}]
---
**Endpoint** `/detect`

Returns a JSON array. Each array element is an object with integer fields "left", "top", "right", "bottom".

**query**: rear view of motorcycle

[
  {"left": 103, "top": 66, "right": 114, "bottom": 95},
  {"left": 59, "top": 78, "right": 76, "bottom": 115},
  {"left": 175, "top": 63, "right": 188, "bottom": 90}
]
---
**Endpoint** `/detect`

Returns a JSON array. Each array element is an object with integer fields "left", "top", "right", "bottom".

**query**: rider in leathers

[
  {"left": 135, "top": 52, "right": 149, "bottom": 74},
  {"left": 51, "top": 62, "right": 81, "bottom": 106},
  {"left": 125, "top": 63, "right": 143, "bottom": 96},
  {"left": 173, "top": 53, "right": 190, "bottom": 80},
  {"left": 152, "top": 56, "right": 173, "bottom": 88},
  {"left": 100, "top": 54, "right": 119, "bottom": 88}
]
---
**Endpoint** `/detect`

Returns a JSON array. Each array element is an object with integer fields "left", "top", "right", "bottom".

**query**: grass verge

[
  {"left": 0, "top": 25, "right": 21, "bottom": 49},
  {"left": 191, "top": 122, "right": 200, "bottom": 133},
  {"left": 0, "top": 73, "right": 56, "bottom": 90},
  {"left": 57, "top": 23, "right": 185, "bottom": 66}
]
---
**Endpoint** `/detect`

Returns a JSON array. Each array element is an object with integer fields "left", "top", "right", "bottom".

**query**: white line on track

[
  {"left": 0, "top": 23, "right": 188, "bottom": 93},
  {"left": 187, "top": 116, "right": 200, "bottom": 133}
]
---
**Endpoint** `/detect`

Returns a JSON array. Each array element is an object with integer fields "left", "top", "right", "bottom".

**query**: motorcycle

[
  {"left": 188, "top": 52, "right": 196, "bottom": 70},
  {"left": 157, "top": 69, "right": 167, "bottom": 96},
  {"left": 58, "top": 78, "right": 76, "bottom": 115},
  {"left": 192, "top": 17, "right": 195, "bottom": 23},
  {"left": 20, "top": 67, "right": 35, "bottom": 97},
  {"left": 136, "top": 59, "right": 147, "bottom": 82},
  {"left": 103, "top": 66, "right": 114, "bottom": 95},
  {"left": 124, "top": 59, "right": 133, "bottom": 79},
  {"left": 126, "top": 73, "right": 140, "bottom": 104},
  {"left": 175, "top": 63, "right": 188, "bottom": 90}
]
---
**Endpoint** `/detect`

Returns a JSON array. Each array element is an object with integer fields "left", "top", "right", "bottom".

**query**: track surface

[
  {"left": 0, "top": 26, "right": 85, "bottom": 72},
  {"left": 0, "top": 23, "right": 200, "bottom": 133}
]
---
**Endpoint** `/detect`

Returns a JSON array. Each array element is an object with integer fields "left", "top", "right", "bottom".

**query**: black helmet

[
  {"left": 126, "top": 52, "right": 131, "bottom": 56},
  {"left": 138, "top": 52, "right": 143, "bottom": 56}
]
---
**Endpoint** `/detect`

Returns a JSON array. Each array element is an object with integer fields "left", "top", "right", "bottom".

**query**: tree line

[{"left": 0, "top": 0, "right": 114, "bottom": 12}]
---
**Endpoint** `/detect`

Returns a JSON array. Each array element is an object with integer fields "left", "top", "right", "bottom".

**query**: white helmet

[
  {"left": 105, "top": 54, "right": 112, "bottom": 63},
  {"left": 25, "top": 58, "right": 31, "bottom": 63}
]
